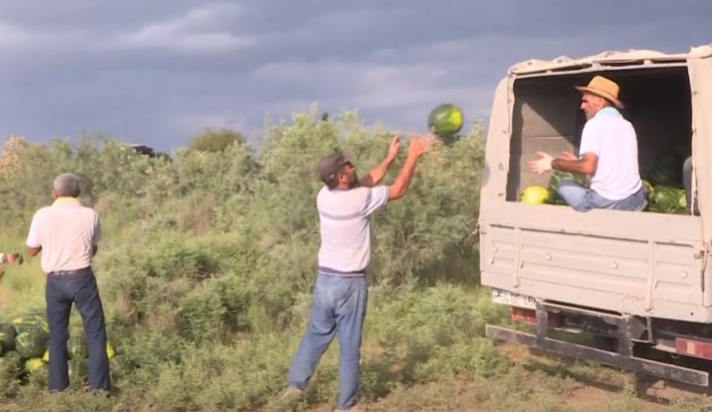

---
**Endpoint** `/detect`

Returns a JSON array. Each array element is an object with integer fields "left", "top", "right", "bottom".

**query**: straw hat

[{"left": 575, "top": 75, "right": 624, "bottom": 109}]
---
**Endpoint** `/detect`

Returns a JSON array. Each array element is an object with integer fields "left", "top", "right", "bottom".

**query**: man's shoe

[
  {"left": 279, "top": 386, "right": 304, "bottom": 403},
  {"left": 335, "top": 407, "right": 364, "bottom": 412},
  {"left": 267, "top": 386, "right": 305, "bottom": 412}
]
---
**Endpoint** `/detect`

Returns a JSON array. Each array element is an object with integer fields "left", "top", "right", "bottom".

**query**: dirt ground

[{"left": 337, "top": 343, "right": 712, "bottom": 412}]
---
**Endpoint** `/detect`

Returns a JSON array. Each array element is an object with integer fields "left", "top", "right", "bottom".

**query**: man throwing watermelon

[
  {"left": 527, "top": 75, "right": 647, "bottom": 212},
  {"left": 278, "top": 134, "right": 435, "bottom": 412}
]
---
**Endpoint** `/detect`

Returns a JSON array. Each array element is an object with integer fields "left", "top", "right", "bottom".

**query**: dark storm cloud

[{"left": 0, "top": 0, "right": 709, "bottom": 151}]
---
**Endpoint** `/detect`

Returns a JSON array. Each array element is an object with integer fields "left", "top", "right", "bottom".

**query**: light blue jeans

[
  {"left": 287, "top": 273, "right": 368, "bottom": 410},
  {"left": 557, "top": 179, "right": 647, "bottom": 212}
]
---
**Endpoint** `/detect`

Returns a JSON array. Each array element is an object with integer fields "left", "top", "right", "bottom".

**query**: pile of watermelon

[
  {"left": 518, "top": 153, "right": 690, "bottom": 215},
  {"left": 642, "top": 153, "right": 689, "bottom": 215},
  {"left": 0, "top": 313, "right": 127, "bottom": 385}
]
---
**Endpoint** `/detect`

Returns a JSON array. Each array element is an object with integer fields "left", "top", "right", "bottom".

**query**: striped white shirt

[{"left": 316, "top": 185, "right": 389, "bottom": 276}]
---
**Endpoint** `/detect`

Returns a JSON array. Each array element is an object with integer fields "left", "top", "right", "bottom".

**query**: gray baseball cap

[{"left": 318, "top": 151, "right": 353, "bottom": 183}]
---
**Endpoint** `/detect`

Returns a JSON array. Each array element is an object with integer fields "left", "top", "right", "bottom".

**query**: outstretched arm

[
  {"left": 359, "top": 135, "right": 400, "bottom": 188},
  {"left": 387, "top": 136, "right": 434, "bottom": 200}
]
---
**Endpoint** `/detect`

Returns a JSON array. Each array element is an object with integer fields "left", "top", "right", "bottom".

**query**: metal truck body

[{"left": 480, "top": 43, "right": 712, "bottom": 386}]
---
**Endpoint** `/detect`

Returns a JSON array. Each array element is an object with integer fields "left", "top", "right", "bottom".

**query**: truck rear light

[
  {"left": 675, "top": 337, "right": 712, "bottom": 361},
  {"left": 511, "top": 307, "right": 560, "bottom": 327}
]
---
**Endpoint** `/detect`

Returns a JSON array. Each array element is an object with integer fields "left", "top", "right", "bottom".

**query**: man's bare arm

[
  {"left": 387, "top": 137, "right": 431, "bottom": 200},
  {"left": 551, "top": 153, "right": 597, "bottom": 175},
  {"left": 360, "top": 136, "right": 400, "bottom": 188},
  {"left": 359, "top": 156, "right": 397, "bottom": 188},
  {"left": 26, "top": 246, "right": 41, "bottom": 257}
]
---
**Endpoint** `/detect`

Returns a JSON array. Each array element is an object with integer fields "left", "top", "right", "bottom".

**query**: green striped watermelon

[
  {"left": 15, "top": 329, "right": 48, "bottom": 359},
  {"left": 68, "top": 335, "right": 88, "bottom": 359},
  {"left": 68, "top": 358, "right": 89, "bottom": 384},
  {"left": 641, "top": 180, "right": 654, "bottom": 203},
  {"left": 548, "top": 170, "right": 586, "bottom": 202},
  {"left": 11, "top": 315, "right": 49, "bottom": 337},
  {"left": 0, "top": 323, "right": 16, "bottom": 352},
  {"left": 427, "top": 103, "right": 464, "bottom": 140},
  {"left": 650, "top": 185, "right": 686, "bottom": 214}
]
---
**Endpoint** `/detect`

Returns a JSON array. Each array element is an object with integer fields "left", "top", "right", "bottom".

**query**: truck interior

[{"left": 505, "top": 65, "right": 693, "bottom": 214}]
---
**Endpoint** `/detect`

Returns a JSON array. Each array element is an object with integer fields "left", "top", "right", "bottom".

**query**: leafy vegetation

[{"left": 0, "top": 106, "right": 706, "bottom": 411}]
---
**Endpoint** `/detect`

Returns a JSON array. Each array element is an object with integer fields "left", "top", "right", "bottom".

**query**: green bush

[{"left": 0, "top": 106, "right": 503, "bottom": 412}]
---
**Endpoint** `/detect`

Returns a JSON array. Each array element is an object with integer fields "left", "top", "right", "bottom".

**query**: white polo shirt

[
  {"left": 579, "top": 107, "right": 642, "bottom": 200},
  {"left": 26, "top": 197, "right": 101, "bottom": 274}
]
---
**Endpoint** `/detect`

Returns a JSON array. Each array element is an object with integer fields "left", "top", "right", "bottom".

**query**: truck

[{"left": 479, "top": 43, "right": 712, "bottom": 387}]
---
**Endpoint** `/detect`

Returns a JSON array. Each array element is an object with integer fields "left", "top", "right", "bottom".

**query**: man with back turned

[{"left": 25, "top": 173, "right": 110, "bottom": 393}]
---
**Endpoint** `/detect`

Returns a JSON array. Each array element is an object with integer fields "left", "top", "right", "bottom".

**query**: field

[{"left": 0, "top": 107, "right": 711, "bottom": 412}]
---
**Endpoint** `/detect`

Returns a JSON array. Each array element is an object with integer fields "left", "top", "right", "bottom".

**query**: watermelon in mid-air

[{"left": 427, "top": 103, "right": 464, "bottom": 140}]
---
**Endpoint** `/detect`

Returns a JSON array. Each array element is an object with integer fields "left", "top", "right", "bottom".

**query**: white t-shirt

[
  {"left": 579, "top": 107, "right": 642, "bottom": 200},
  {"left": 316, "top": 185, "right": 389, "bottom": 275},
  {"left": 26, "top": 197, "right": 101, "bottom": 273}
]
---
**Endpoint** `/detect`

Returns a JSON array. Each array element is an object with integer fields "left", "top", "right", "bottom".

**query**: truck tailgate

[{"left": 479, "top": 202, "right": 708, "bottom": 322}]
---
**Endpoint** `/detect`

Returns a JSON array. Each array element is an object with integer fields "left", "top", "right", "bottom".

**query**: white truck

[{"left": 480, "top": 43, "right": 712, "bottom": 386}]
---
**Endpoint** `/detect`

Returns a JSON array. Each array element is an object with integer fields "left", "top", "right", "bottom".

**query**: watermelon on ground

[
  {"left": 0, "top": 323, "right": 17, "bottom": 352},
  {"left": 24, "top": 358, "right": 45, "bottom": 373},
  {"left": 107, "top": 342, "right": 116, "bottom": 359},
  {"left": 14, "top": 329, "right": 48, "bottom": 359},
  {"left": 0, "top": 350, "right": 22, "bottom": 379},
  {"left": 68, "top": 358, "right": 89, "bottom": 384},
  {"left": 12, "top": 315, "right": 49, "bottom": 337},
  {"left": 427, "top": 103, "right": 464, "bottom": 141},
  {"left": 68, "top": 335, "right": 88, "bottom": 359}
]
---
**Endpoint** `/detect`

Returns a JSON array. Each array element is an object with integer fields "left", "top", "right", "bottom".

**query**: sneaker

[
  {"left": 278, "top": 386, "right": 304, "bottom": 404},
  {"left": 335, "top": 407, "right": 364, "bottom": 412},
  {"left": 268, "top": 386, "right": 305, "bottom": 412}
]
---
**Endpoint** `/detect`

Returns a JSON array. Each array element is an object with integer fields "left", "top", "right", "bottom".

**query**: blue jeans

[
  {"left": 557, "top": 180, "right": 647, "bottom": 212},
  {"left": 46, "top": 269, "right": 111, "bottom": 392},
  {"left": 287, "top": 273, "right": 368, "bottom": 410}
]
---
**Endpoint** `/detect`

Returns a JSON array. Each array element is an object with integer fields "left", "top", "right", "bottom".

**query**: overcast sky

[{"left": 0, "top": 1, "right": 710, "bottom": 152}]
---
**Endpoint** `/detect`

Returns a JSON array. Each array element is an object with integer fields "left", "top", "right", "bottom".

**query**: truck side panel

[{"left": 480, "top": 201, "right": 707, "bottom": 322}]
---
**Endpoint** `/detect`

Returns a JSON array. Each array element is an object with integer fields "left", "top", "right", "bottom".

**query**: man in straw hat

[{"left": 528, "top": 75, "right": 647, "bottom": 212}]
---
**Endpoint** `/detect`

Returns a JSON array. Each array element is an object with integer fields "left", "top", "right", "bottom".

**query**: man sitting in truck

[{"left": 527, "top": 75, "right": 647, "bottom": 212}]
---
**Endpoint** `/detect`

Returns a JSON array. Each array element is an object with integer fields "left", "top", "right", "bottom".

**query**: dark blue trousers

[{"left": 45, "top": 269, "right": 111, "bottom": 392}]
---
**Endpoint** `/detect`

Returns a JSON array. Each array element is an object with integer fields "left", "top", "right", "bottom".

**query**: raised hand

[
  {"left": 408, "top": 135, "right": 437, "bottom": 158},
  {"left": 386, "top": 135, "right": 401, "bottom": 161}
]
